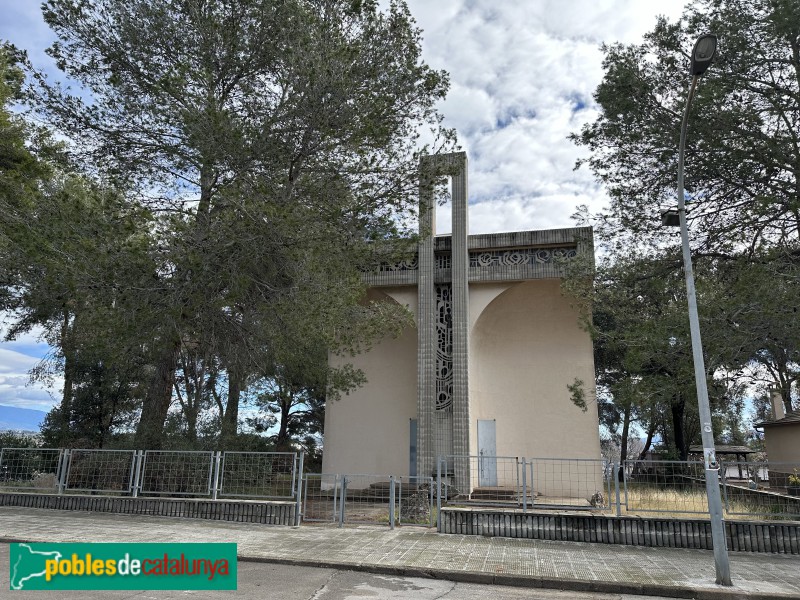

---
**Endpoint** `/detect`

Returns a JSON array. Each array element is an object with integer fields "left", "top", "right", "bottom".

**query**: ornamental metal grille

[
  {"left": 435, "top": 284, "right": 453, "bottom": 412},
  {"left": 469, "top": 247, "right": 577, "bottom": 268},
  {"left": 377, "top": 256, "right": 418, "bottom": 272},
  {"left": 436, "top": 253, "right": 451, "bottom": 269},
  {"left": 374, "top": 246, "right": 577, "bottom": 272}
]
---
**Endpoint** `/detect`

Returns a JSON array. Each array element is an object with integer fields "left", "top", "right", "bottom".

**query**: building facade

[{"left": 322, "top": 152, "right": 601, "bottom": 495}]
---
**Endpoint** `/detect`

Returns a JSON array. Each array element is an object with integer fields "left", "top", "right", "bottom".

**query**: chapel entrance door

[{"left": 477, "top": 419, "right": 497, "bottom": 487}]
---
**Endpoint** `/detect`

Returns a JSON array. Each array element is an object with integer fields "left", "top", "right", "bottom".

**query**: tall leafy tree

[
  {"left": 566, "top": 249, "right": 750, "bottom": 461},
  {"left": 571, "top": 0, "right": 800, "bottom": 437},
  {"left": 573, "top": 0, "right": 800, "bottom": 254},
  {"left": 30, "top": 0, "right": 455, "bottom": 447},
  {"left": 2, "top": 45, "right": 159, "bottom": 446}
]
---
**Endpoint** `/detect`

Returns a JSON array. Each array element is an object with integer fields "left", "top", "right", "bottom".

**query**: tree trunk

[
  {"left": 59, "top": 310, "right": 74, "bottom": 445},
  {"left": 276, "top": 395, "right": 292, "bottom": 451},
  {"left": 186, "top": 406, "right": 198, "bottom": 444},
  {"left": 134, "top": 164, "right": 215, "bottom": 449},
  {"left": 618, "top": 401, "right": 631, "bottom": 481},
  {"left": 671, "top": 395, "right": 688, "bottom": 461},
  {"left": 639, "top": 420, "right": 657, "bottom": 460},
  {"left": 135, "top": 339, "right": 180, "bottom": 449},
  {"left": 220, "top": 365, "right": 242, "bottom": 448}
]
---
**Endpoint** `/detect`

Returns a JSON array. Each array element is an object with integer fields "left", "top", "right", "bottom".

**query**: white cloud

[
  {"left": 0, "top": 348, "right": 39, "bottom": 375},
  {"left": 402, "top": 0, "right": 686, "bottom": 233},
  {"left": 0, "top": 323, "right": 60, "bottom": 413}
]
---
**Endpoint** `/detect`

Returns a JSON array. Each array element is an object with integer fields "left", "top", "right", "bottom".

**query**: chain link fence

[
  {"left": 436, "top": 455, "right": 609, "bottom": 511},
  {"left": 529, "top": 458, "right": 610, "bottom": 510},
  {"left": 301, "top": 473, "right": 340, "bottom": 523},
  {"left": 398, "top": 476, "right": 434, "bottom": 527},
  {"left": 721, "top": 461, "right": 800, "bottom": 519},
  {"left": 623, "top": 460, "right": 709, "bottom": 515},
  {"left": 440, "top": 455, "right": 520, "bottom": 504},
  {"left": 338, "top": 474, "right": 394, "bottom": 526}
]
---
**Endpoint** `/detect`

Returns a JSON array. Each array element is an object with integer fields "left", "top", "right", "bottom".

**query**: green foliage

[
  {"left": 574, "top": 0, "right": 800, "bottom": 254},
  {"left": 0, "top": 431, "right": 40, "bottom": 449},
  {"left": 567, "top": 379, "right": 587, "bottom": 412},
  {"left": 570, "top": 0, "right": 800, "bottom": 460},
  {"left": 4, "top": 1, "right": 455, "bottom": 449}
]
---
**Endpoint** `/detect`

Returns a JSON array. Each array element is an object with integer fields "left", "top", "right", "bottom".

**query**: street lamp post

[{"left": 665, "top": 33, "right": 732, "bottom": 586}]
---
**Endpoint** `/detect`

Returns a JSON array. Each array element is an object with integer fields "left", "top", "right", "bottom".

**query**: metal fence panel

[
  {"left": 339, "top": 474, "right": 394, "bottom": 526},
  {"left": 623, "top": 460, "right": 708, "bottom": 515},
  {"left": 444, "top": 455, "right": 520, "bottom": 504},
  {"left": 722, "top": 461, "right": 800, "bottom": 520},
  {"left": 398, "top": 476, "right": 434, "bottom": 527},
  {"left": 139, "top": 450, "right": 214, "bottom": 496},
  {"left": 530, "top": 458, "right": 610, "bottom": 510},
  {"left": 219, "top": 452, "right": 297, "bottom": 499},
  {"left": 301, "top": 473, "right": 339, "bottom": 523},
  {"left": 0, "top": 448, "right": 63, "bottom": 493},
  {"left": 66, "top": 449, "right": 137, "bottom": 494}
]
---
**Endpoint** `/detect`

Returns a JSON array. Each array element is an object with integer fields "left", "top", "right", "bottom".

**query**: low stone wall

[
  {"left": 0, "top": 492, "right": 295, "bottom": 526},
  {"left": 439, "top": 508, "right": 800, "bottom": 554}
]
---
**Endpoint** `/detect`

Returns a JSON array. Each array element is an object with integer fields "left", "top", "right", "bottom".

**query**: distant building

[
  {"left": 322, "top": 152, "right": 601, "bottom": 496},
  {"left": 755, "top": 389, "right": 800, "bottom": 487}
]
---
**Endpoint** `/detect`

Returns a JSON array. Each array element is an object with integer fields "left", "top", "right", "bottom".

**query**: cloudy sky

[{"left": 0, "top": 0, "right": 687, "bottom": 413}]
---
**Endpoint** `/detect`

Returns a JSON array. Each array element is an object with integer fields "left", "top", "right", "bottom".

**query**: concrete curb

[
  {"left": 1, "top": 536, "right": 795, "bottom": 600},
  {"left": 236, "top": 554, "right": 800, "bottom": 600}
]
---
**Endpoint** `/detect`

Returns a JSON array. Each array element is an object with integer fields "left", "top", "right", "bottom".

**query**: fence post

[
  {"left": 623, "top": 460, "right": 629, "bottom": 512},
  {"left": 389, "top": 476, "right": 396, "bottom": 530},
  {"left": 338, "top": 476, "right": 347, "bottom": 528},
  {"left": 521, "top": 457, "right": 528, "bottom": 513},
  {"left": 429, "top": 478, "right": 435, "bottom": 528},
  {"left": 294, "top": 452, "right": 304, "bottom": 526},
  {"left": 211, "top": 451, "right": 222, "bottom": 500},
  {"left": 720, "top": 459, "right": 729, "bottom": 514},
  {"left": 57, "top": 449, "right": 70, "bottom": 495},
  {"left": 436, "top": 457, "right": 442, "bottom": 530},
  {"left": 332, "top": 474, "right": 339, "bottom": 522},
  {"left": 397, "top": 477, "right": 403, "bottom": 528},
  {"left": 529, "top": 460, "right": 535, "bottom": 508},
  {"left": 614, "top": 461, "right": 621, "bottom": 517},
  {"left": 129, "top": 451, "right": 141, "bottom": 498}
]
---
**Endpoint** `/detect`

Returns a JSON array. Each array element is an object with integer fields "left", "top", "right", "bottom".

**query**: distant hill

[{"left": 0, "top": 405, "right": 47, "bottom": 432}]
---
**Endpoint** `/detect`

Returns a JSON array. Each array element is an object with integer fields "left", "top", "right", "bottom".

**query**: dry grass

[{"left": 621, "top": 483, "right": 795, "bottom": 521}]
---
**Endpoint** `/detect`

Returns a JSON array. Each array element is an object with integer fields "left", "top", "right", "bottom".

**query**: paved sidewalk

[{"left": 1, "top": 508, "right": 798, "bottom": 599}]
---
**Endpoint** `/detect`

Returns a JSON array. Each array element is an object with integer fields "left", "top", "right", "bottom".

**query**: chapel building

[{"left": 322, "top": 152, "right": 601, "bottom": 496}]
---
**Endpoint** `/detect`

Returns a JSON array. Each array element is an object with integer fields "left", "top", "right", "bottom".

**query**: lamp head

[{"left": 691, "top": 34, "right": 717, "bottom": 76}]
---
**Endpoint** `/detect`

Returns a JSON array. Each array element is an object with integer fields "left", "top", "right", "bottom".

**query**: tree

[
  {"left": 247, "top": 339, "right": 365, "bottom": 451},
  {"left": 30, "top": 0, "right": 455, "bottom": 447},
  {"left": 573, "top": 0, "right": 800, "bottom": 255},
  {"left": 2, "top": 45, "right": 160, "bottom": 448},
  {"left": 571, "top": 0, "right": 800, "bottom": 436},
  {"left": 565, "top": 248, "right": 750, "bottom": 462},
  {"left": 710, "top": 251, "right": 800, "bottom": 412}
]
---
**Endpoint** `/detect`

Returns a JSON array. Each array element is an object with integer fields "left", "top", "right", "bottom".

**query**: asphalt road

[{"left": 1, "top": 544, "right": 678, "bottom": 600}]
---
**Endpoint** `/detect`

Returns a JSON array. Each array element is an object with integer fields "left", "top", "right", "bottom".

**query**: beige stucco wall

[
  {"left": 763, "top": 425, "right": 800, "bottom": 466},
  {"left": 469, "top": 279, "right": 601, "bottom": 497},
  {"left": 321, "top": 288, "right": 417, "bottom": 476},
  {"left": 322, "top": 279, "right": 601, "bottom": 497}
]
